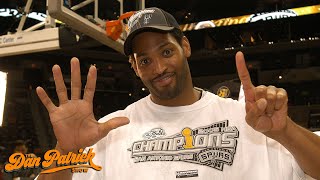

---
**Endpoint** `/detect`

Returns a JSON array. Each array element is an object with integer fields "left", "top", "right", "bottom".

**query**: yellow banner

[{"left": 180, "top": 4, "right": 320, "bottom": 31}]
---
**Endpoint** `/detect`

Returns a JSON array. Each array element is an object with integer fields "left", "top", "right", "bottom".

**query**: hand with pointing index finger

[
  {"left": 235, "top": 51, "right": 288, "bottom": 135},
  {"left": 36, "top": 58, "right": 129, "bottom": 153}
]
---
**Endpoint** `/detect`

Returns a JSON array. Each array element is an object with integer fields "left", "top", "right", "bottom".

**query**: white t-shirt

[{"left": 71, "top": 90, "right": 305, "bottom": 180}]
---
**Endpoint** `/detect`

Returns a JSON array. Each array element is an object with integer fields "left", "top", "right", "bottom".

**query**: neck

[{"left": 150, "top": 83, "right": 201, "bottom": 107}]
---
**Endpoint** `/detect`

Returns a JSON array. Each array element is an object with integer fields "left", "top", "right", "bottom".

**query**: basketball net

[{"left": 106, "top": 11, "right": 135, "bottom": 41}]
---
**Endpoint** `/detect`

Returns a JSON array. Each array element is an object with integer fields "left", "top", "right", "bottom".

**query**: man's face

[
  {"left": 131, "top": 31, "right": 191, "bottom": 99},
  {"left": 14, "top": 145, "right": 28, "bottom": 154}
]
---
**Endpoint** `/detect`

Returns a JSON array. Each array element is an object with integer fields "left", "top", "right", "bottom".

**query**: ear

[
  {"left": 181, "top": 36, "right": 191, "bottom": 58},
  {"left": 129, "top": 56, "right": 140, "bottom": 77},
  {"left": 132, "top": 64, "right": 140, "bottom": 77}
]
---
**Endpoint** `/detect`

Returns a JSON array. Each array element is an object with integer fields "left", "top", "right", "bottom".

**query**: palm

[
  {"left": 49, "top": 100, "right": 98, "bottom": 152},
  {"left": 36, "top": 58, "right": 129, "bottom": 153},
  {"left": 246, "top": 98, "right": 288, "bottom": 133}
]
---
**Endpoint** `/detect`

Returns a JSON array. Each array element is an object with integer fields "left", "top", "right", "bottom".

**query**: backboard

[
  {"left": 48, "top": 0, "right": 125, "bottom": 54},
  {"left": 0, "top": 0, "right": 142, "bottom": 57}
]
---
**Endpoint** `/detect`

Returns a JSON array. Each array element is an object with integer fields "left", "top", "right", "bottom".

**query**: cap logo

[
  {"left": 143, "top": 14, "right": 152, "bottom": 24},
  {"left": 128, "top": 9, "right": 155, "bottom": 31}
]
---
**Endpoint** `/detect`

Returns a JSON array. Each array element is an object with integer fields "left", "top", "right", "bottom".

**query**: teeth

[
  {"left": 160, "top": 75, "right": 171, "bottom": 81},
  {"left": 154, "top": 74, "right": 173, "bottom": 82}
]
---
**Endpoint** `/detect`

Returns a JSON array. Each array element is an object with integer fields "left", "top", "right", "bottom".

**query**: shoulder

[{"left": 205, "top": 90, "right": 245, "bottom": 110}]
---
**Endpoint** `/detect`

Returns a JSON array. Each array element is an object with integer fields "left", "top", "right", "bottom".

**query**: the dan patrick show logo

[{"left": 4, "top": 148, "right": 101, "bottom": 174}]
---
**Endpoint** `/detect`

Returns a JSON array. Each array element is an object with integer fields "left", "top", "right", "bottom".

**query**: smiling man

[
  {"left": 130, "top": 31, "right": 197, "bottom": 106},
  {"left": 36, "top": 7, "right": 320, "bottom": 180}
]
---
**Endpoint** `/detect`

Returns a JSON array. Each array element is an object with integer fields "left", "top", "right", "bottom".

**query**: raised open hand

[
  {"left": 235, "top": 51, "right": 288, "bottom": 135},
  {"left": 36, "top": 58, "right": 129, "bottom": 153}
]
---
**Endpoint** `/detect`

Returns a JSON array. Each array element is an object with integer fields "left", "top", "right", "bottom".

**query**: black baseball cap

[{"left": 124, "top": 7, "right": 181, "bottom": 56}]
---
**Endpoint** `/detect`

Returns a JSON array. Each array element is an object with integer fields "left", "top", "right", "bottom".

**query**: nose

[{"left": 153, "top": 57, "right": 167, "bottom": 75}]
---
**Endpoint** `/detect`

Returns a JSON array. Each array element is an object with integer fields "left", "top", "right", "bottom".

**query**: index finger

[
  {"left": 236, "top": 51, "right": 255, "bottom": 102},
  {"left": 83, "top": 65, "right": 97, "bottom": 102}
]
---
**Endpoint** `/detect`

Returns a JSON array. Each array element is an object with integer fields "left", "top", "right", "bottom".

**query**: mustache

[{"left": 152, "top": 72, "right": 175, "bottom": 82}]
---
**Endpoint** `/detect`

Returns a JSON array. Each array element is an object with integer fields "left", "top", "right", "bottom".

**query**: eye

[
  {"left": 139, "top": 58, "right": 150, "bottom": 66},
  {"left": 163, "top": 49, "right": 173, "bottom": 57}
]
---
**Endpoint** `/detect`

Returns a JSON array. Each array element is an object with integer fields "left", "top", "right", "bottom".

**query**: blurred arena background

[{"left": 0, "top": 0, "right": 319, "bottom": 173}]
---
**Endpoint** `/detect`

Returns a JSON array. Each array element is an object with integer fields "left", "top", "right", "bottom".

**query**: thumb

[{"left": 99, "top": 117, "right": 130, "bottom": 138}]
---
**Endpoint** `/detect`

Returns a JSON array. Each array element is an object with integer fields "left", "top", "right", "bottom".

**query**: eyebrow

[{"left": 135, "top": 41, "right": 172, "bottom": 58}]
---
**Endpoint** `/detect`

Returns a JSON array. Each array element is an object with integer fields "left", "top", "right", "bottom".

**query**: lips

[{"left": 152, "top": 73, "right": 175, "bottom": 87}]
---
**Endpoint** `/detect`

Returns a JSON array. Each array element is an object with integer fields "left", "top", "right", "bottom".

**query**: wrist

[
  {"left": 55, "top": 143, "right": 75, "bottom": 155},
  {"left": 55, "top": 143, "right": 85, "bottom": 155},
  {"left": 266, "top": 116, "right": 296, "bottom": 143},
  {"left": 55, "top": 143, "right": 67, "bottom": 155}
]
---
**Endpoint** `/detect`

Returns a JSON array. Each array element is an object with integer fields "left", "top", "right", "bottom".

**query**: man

[
  {"left": 3, "top": 140, "right": 41, "bottom": 180},
  {"left": 36, "top": 7, "right": 320, "bottom": 180}
]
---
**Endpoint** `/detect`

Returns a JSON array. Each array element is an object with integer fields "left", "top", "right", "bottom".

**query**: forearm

[
  {"left": 269, "top": 117, "right": 320, "bottom": 179},
  {"left": 37, "top": 145, "right": 73, "bottom": 180}
]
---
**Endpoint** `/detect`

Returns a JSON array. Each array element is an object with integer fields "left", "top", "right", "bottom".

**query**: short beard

[{"left": 143, "top": 58, "right": 188, "bottom": 100}]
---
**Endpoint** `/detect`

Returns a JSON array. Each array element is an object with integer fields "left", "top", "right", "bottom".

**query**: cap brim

[{"left": 124, "top": 26, "right": 175, "bottom": 56}]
